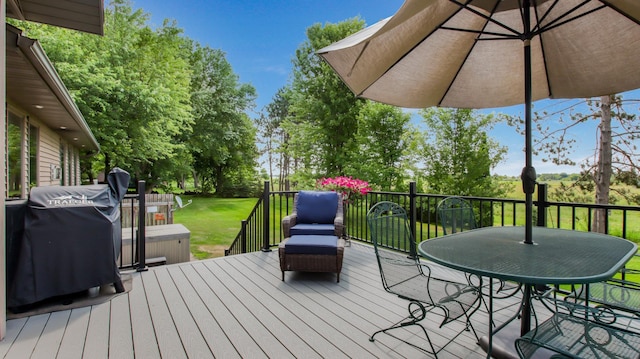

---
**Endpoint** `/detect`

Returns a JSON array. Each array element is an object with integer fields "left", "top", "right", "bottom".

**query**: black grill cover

[
  {"left": 6, "top": 199, "right": 27, "bottom": 300},
  {"left": 8, "top": 168, "right": 130, "bottom": 309}
]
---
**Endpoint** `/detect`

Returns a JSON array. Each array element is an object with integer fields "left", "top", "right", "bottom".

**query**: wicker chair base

[{"left": 279, "top": 237, "right": 345, "bottom": 282}]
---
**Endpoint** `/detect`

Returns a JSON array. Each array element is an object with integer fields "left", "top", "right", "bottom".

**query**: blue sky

[
  {"left": 130, "top": 0, "right": 638, "bottom": 177},
  {"left": 132, "top": 0, "right": 403, "bottom": 111}
]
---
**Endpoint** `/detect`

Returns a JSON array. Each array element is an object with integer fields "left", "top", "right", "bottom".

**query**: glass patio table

[{"left": 418, "top": 226, "right": 638, "bottom": 359}]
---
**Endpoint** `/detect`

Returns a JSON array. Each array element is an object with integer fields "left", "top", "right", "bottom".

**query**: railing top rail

[
  {"left": 541, "top": 200, "right": 640, "bottom": 211},
  {"left": 270, "top": 189, "right": 639, "bottom": 211}
]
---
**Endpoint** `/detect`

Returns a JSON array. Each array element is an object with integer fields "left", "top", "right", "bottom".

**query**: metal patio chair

[
  {"left": 437, "top": 197, "right": 522, "bottom": 299},
  {"left": 367, "top": 201, "right": 480, "bottom": 358},
  {"left": 437, "top": 196, "right": 477, "bottom": 235}
]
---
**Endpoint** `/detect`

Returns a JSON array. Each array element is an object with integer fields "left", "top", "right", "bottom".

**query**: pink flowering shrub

[{"left": 316, "top": 176, "right": 371, "bottom": 203}]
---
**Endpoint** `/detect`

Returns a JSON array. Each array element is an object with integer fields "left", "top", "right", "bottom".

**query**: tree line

[
  {"left": 11, "top": 0, "right": 259, "bottom": 196},
  {"left": 259, "top": 19, "right": 639, "bottom": 209},
  {"left": 13, "top": 1, "right": 638, "bottom": 205},
  {"left": 258, "top": 18, "right": 509, "bottom": 200}
]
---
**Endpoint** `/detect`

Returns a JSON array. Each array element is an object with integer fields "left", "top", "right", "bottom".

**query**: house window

[
  {"left": 7, "top": 112, "right": 24, "bottom": 198},
  {"left": 29, "top": 124, "right": 39, "bottom": 189}
]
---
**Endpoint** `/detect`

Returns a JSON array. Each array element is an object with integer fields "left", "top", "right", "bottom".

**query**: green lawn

[{"left": 172, "top": 196, "right": 258, "bottom": 259}]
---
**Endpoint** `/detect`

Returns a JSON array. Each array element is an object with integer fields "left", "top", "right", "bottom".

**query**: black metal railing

[
  {"left": 226, "top": 181, "right": 640, "bottom": 256},
  {"left": 225, "top": 182, "right": 279, "bottom": 255},
  {"left": 118, "top": 180, "right": 147, "bottom": 271}
]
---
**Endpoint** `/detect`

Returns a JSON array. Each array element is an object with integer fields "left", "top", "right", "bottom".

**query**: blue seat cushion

[
  {"left": 290, "top": 223, "right": 335, "bottom": 236},
  {"left": 284, "top": 235, "right": 338, "bottom": 255},
  {"left": 296, "top": 191, "right": 339, "bottom": 224}
]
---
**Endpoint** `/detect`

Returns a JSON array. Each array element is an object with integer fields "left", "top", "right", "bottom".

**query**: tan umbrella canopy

[{"left": 318, "top": 0, "right": 640, "bottom": 245}]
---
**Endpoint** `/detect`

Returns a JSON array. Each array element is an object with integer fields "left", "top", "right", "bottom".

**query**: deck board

[
  {"left": 128, "top": 274, "right": 161, "bottom": 359},
  {"left": 233, "top": 253, "right": 383, "bottom": 358},
  {"left": 194, "top": 261, "right": 295, "bottom": 358},
  {"left": 84, "top": 302, "right": 110, "bottom": 359},
  {"left": 58, "top": 306, "right": 90, "bottom": 358},
  {"left": 169, "top": 266, "right": 240, "bottom": 359},
  {"left": 230, "top": 252, "right": 411, "bottom": 358},
  {"left": 0, "top": 242, "right": 566, "bottom": 358},
  {"left": 0, "top": 317, "right": 27, "bottom": 357},
  {"left": 247, "top": 248, "right": 403, "bottom": 356},
  {"left": 180, "top": 264, "right": 264, "bottom": 358},
  {"left": 31, "top": 311, "right": 68, "bottom": 359},
  {"left": 108, "top": 295, "right": 134, "bottom": 359},
  {"left": 154, "top": 268, "right": 214, "bottom": 358},
  {"left": 8, "top": 314, "right": 49, "bottom": 358},
  {"left": 214, "top": 258, "right": 331, "bottom": 358},
  {"left": 141, "top": 269, "right": 188, "bottom": 359}
]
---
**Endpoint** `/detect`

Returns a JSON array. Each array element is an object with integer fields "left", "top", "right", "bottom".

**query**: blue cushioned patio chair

[
  {"left": 282, "top": 191, "right": 344, "bottom": 239},
  {"left": 367, "top": 201, "right": 480, "bottom": 358}
]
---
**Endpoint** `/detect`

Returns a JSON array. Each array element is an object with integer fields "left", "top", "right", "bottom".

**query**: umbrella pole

[
  {"left": 521, "top": 0, "right": 535, "bottom": 340},
  {"left": 521, "top": 1, "right": 535, "bottom": 246},
  {"left": 521, "top": 38, "right": 535, "bottom": 246}
]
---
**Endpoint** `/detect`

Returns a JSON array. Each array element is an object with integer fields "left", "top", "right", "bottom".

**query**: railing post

[
  {"left": 262, "top": 181, "right": 271, "bottom": 252},
  {"left": 241, "top": 220, "right": 247, "bottom": 254},
  {"left": 536, "top": 183, "right": 547, "bottom": 227},
  {"left": 409, "top": 182, "right": 418, "bottom": 258},
  {"left": 137, "top": 180, "right": 148, "bottom": 272}
]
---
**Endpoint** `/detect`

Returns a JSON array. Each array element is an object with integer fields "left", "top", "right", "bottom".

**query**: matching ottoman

[{"left": 279, "top": 235, "right": 346, "bottom": 282}]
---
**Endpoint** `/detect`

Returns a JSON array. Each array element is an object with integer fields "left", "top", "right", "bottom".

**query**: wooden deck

[{"left": 0, "top": 243, "right": 535, "bottom": 358}]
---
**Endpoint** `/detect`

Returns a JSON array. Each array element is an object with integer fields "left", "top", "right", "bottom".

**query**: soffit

[
  {"left": 6, "top": 0, "right": 104, "bottom": 35},
  {"left": 6, "top": 24, "right": 100, "bottom": 152}
]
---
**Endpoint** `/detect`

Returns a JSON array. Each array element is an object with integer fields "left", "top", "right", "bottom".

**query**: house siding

[
  {"left": 37, "top": 121, "right": 62, "bottom": 187},
  {"left": 6, "top": 105, "right": 85, "bottom": 194}
]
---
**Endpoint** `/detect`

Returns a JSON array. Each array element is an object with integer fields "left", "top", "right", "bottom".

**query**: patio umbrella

[{"left": 317, "top": 0, "right": 640, "bottom": 245}]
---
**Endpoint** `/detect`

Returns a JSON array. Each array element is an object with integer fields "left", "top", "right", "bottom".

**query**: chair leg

[
  {"left": 369, "top": 301, "right": 439, "bottom": 357},
  {"left": 282, "top": 271, "right": 285, "bottom": 281},
  {"left": 463, "top": 307, "right": 480, "bottom": 342}
]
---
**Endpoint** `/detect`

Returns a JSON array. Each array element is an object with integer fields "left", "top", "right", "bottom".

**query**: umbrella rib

[
  {"left": 530, "top": 0, "right": 560, "bottom": 34},
  {"left": 535, "top": 1, "right": 606, "bottom": 36},
  {"left": 355, "top": 6, "right": 468, "bottom": 99},
  {"left": 438, "top": 1, "right": 505, "bottom": 106},
  {"left": 346, "top": 41, "right": 370, "bottom": 77},
  {"left": 532, "top": 3, "right": 553, "bottom": 99},
  {"left": 440, "top": 26, "right": 520, "bottom": 40},
  {"left": 449, "top": 0, "right": 522, "bottom": 37}
]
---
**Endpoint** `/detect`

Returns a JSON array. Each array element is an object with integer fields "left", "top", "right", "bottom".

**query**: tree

[
  {"left": 513, "top": 94, "right": 640, "bottom": 230},
  {"left": 285, "top": 18, "right": 366, "bottom": 181},
  {"left": 17, "top": 0, "right": 193, "bottom": 190},
  {"left": 16, "top": 0, "right": 260, "bottom": 196},
  {"left": 420, "top": 108, "right": 509, "bottom": 198},
  {"left": 188, "top": 44, "right": 258, "bottom": 196},
  {"left": 257, "top": 87, "right": 293, "bottom": 191},
  {"left": 352, "top": 102, "right": 412, "bottom": 190}
]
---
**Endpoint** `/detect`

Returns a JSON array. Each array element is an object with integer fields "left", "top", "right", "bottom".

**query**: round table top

[{"left": 418, "top": 226, "right": 637, "bottom": 285}]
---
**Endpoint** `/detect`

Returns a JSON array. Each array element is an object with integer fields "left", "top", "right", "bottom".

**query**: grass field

[
  {"left": 172, "top": 196, "right": 257, "bottom": 259},
  {"left": 500, "top": 179, "right": 640, "bottom": 240},
  {"left": 503, "top": 179, "right": 640, "bottom": 205}
]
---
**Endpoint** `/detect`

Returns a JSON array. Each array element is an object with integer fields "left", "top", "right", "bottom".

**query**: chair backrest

[
  {"left": 366, "top": 201, "right": 423, "bottom": 293},
  {"left": 437, "top": 196, "right": 477, "bottom": 235},
  {"left": 294, "top": 191, "right": 342, "bottom": 224}
]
